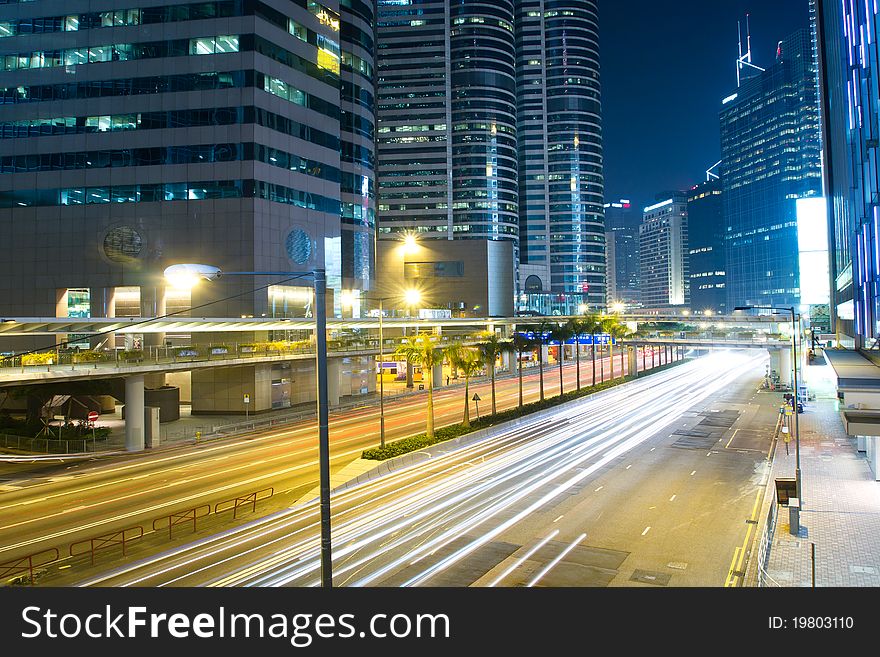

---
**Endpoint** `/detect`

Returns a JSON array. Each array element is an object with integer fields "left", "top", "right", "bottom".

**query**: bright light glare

[
  {"left": 578, "top": 304, "right": 589, "bottom": 314},
  {"left": 404, "top": 289, "right": 422, "bottom": 306},
  {"left": 165, "top": 272, "right": 201, "bottom": 290},
  {"left": 611, "top": 302, "right": 625, "bottom": 314}
]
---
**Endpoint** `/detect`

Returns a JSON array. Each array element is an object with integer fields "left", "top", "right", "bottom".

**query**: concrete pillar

[
  {"left": 327, "top": 357, "right": 341, "bottom": 406},
  {"left": 541, "top": 345, "right": 549, "bottom": 364},
  {"left": 124, "top": 374, "right": 145, "bottom": 452},
  {"left": 857, "top": 435, "right": 867, "bottom": 452},
  {"left": 867, "top": 437, "right": 880, "bottom": 481},
  {"left": 89, "top": 287, "right": 117, "bottom": 350},
  {"left": 433, "top": 361, "right": 443, "bottom": 389},
  {"left": 628, "top": 347, "right": 638, "bottom": 377},
  {"left": 501, "top": 350, "right": 511, "bottom": 372},
  {"left": 141, "top": 285, "right": 167, "bottom": 348},
  {"left": 778, "top": 348, "right": 792, "bottom": 387}
]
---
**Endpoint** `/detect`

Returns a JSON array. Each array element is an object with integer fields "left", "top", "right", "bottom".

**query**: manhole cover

[{"left": 630, "top": 569, "right": 671, "bottom": 586}]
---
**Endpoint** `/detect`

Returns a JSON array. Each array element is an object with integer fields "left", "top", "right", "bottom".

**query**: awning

[{"left": 822, "top": 349, "right": 880, "bottom": 390}]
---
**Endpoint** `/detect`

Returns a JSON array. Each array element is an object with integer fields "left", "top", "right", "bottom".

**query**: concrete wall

[{"left": 376, "top": 238, "right": 514, "bottom": 317}]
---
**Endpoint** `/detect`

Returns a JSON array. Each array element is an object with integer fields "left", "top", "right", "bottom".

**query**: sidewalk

[{"left": 756, "top": 357, "right": 880, "bottom": 586}]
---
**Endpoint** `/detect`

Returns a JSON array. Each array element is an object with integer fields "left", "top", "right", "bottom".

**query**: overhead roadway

[{"left": 0, "top": 313, "right": 786, "bottom": 336}]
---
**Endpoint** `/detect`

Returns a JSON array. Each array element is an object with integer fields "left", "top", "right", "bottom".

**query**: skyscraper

[
  {"left": 517, "top": 0, "right": 605, "bottom": 309},
  {"left": 0, "top": 0, "right": 377, "bottom": 413},
  {"left": 376, "top": 0, "right": 518, "bottom": 245},
  {"left": 639, "top": 193, "right": 688, "bottom": 309},
  {"left": 687, "top": 178, "right": 726, "bottom": 315},
  {"left": 604, "top": 199, "right": 640, "bottom": 307},
  {"left": 720, "top": 27, "right": 823, "bottom": 311},
  {"left": 376, "top": 0, "right": 605, "bottom": 314},
  {"left": 816, "top": 0, "right": 876, "bottom": 347},
  {"left": 0, "top": 0, "right": 375, "bottom": 321}
]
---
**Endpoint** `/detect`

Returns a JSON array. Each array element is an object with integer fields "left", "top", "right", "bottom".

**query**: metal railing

[
  {"left": 0, "top": 547, "right": 59, "bottom": 585},
  {"left": 69, "top": 526, "right": 144, "bottom": 565},
  {"left": 152, "top": 504, "right": 212, "bottom": 539},
  {"left": 214, "top": 487, "right": 275, "bottom": 519},
  {"left": 0, "top": 433, "right": 94, "bottom": 454}
]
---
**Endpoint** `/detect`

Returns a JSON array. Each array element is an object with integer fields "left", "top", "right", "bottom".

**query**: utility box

[
  {"left": 145, "top": 406, "right": 160, "bottom": 448},
  {"left": 775, "top": 477, "right": 797, "bottom": 505},
  {"left": 788, "top": 497, "right": 800, "bottom": 535}
]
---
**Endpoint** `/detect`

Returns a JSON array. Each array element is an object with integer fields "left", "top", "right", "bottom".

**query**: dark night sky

[{"left": 600, "top": 0, "right": 811, "bottom": 212}]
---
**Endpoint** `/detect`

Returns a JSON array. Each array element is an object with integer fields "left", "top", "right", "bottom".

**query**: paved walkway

[{"left": 757, "top": 357, "right": 880, "bottom": 586}]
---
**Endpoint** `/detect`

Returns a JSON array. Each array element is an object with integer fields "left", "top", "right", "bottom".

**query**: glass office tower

[
  {"left": 816, "top": 0, "right": 879, "bottom": 347},
  {"left": 687, "top": 178, "right": 726, "bottom": 315},
  {"left": 0, "top": 0, "right": 375, "bottom": 320},
  {"left": 377, "top": 0, "right": 605, "bottom": 313},
  {"left": 720, "top": 28, "right": 823, "bottom": 311},
  {"left": 603, "top": 198, "right": 640, "bottom": 307}
]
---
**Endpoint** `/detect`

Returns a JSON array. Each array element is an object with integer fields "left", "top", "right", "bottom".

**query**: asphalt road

[
  {"left": 0, "top": 348, "right": 648, "bottom": 582},
  {"left": 69, "top": 350, "right": 771, "bottom": 587}
]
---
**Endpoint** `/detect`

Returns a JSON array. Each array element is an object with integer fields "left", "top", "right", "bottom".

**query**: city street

[
  {"left": 68, "top": 350, "right": 772, "bottom": 587},
  {"left": 0, "top": 350, "right": 643, "bottom": 579}
]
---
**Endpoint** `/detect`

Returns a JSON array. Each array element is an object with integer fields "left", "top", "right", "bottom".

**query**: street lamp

[
  {"left": 735, "top": 305, "right": 802, "bottom": 504},
  {"left": 164, "top": 263, "right": 333, "bottom": 588}
]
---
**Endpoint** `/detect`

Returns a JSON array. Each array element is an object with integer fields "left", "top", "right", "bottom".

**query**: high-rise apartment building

[
  {"left": 720, "top": 27, "right": 823, "bottom": 310},
  {"left": 639, "top": 193, "right": 688, "bottom": 309},
  {"left": 687, "top": 178, "right": 725, "bottom": 315},
  {"left": 376, "top": 0, "right": 605, "bottom": 314},
  {"left": 603, "top": 199, "right": 640, "bottom": 307}
]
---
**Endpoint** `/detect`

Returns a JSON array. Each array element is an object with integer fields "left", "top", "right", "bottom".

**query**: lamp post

[
  {"left": 164, "top": 264, "right": 333, "bottom": 588},
  {"left": 735, "top": 304, "right": 802, "bottom": 504}
]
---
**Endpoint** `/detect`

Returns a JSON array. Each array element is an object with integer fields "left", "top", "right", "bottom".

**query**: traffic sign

[
  {"left": 243, "top": 394, "right": 250, "bottom": 404},
  {"left": 87, "top": 410, "right": 99, "bottom": 423},
  {"left": 472, "top": 393, "right": 481, "bottom": 402}
]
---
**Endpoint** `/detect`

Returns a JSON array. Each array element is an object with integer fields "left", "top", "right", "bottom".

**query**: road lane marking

[
  {"left": 487, "top": 530, "right": 559, "bottom": 587},
  {"left": 594, "top": 486, "right": 603, "bottom": 492},
  {"left": 641, "top": 526, "right": 651, "bottom": 536},
  {"left": 625, "top": 464, "right": 632, "bottom": 469},
  {"left": 690, "top": 470, "right": 696, "bottom": 476},
  {"left": 725, "top": 489, "right": 763, "bottom": 587},
  {"left": 526, "top": 533, "right": 586, "bottom": 587},
  {"left": 725, "top": 429, "right": 739, "bottom": 449},
  {"left": 553, "top": 515, "right": 563, "bottom": 523},
  {"left": 669, "top": 494, "right": 676, "bottom": 502}
]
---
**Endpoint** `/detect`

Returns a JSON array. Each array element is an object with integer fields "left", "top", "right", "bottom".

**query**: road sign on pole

[
  {"left": 472, "top": 393, "right": 481, "bottom": 420},
  {"left": 244, "top": 393, "right": 250, "bottom": 420},
  {"left": 87, "top": 410, "right": 99, "bottom": 423}
]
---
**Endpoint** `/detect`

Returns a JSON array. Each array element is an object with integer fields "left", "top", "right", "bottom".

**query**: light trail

[{"left": 74, "top": 351, "right": 765, "bottom": 588}]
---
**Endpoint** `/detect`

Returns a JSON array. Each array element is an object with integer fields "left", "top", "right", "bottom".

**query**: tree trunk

[
  {"left": 426, "top": 364, "right": 435, "bottom": 439},
  {"left": 462, "top": 375, "right": 470, "bottom": 428},
  {"left": 518, "top": 349, "right": 523, "bottom": 408},
  {"left": 591, "top": 335, "right": 597, "bottom": 386},
  {"left": 538, "top": 346, "right": 545, "bottom": 401},
  {"left": 558, "top": 344, "right": 564, "bottom": 396},
  {"left": 490, "top": 361, "right": 497, "bottom": 415},
  {"left": 609, "top": 342, "right": 615, "bottom": 381}
]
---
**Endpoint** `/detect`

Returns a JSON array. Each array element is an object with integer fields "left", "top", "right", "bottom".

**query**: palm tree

[
  {"left": 602, "top": 317, "right": 629, "bottom": 381},
  {"left": 549, "top": 323, "right": 575, "bottom": 396},
  {"left": 478, "top": 331, "right": 508, "bottom": 416},
  {"left": 508, "top": 332, "right": 534, "bottom": 409},
  {"left": 394, "top": 334, "right": 442, "bottom": 439},
  {"left": 533, "top": 319, "right": 553, "bottom": 401},
  {"left": 567, "top": 318, "right": 588, "bottom": 391},
  {"left": 445, "top": 343, "right": 482, "bottom": 428},
  {"left": 582, "top": 313, "right": 603, "bottom": 387}
]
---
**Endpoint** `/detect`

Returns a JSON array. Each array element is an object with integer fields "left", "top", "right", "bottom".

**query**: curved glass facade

[
  {"left": 450, "top": 0, "right": 519, "bottom": 246},
  {"left": 543, "top": 0, "right": 604, "bottom": 302}
]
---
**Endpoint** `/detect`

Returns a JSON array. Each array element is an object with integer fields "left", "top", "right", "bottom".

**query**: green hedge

[{"left": 362, "top": 359, "right": 687, "bottom": 461}]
